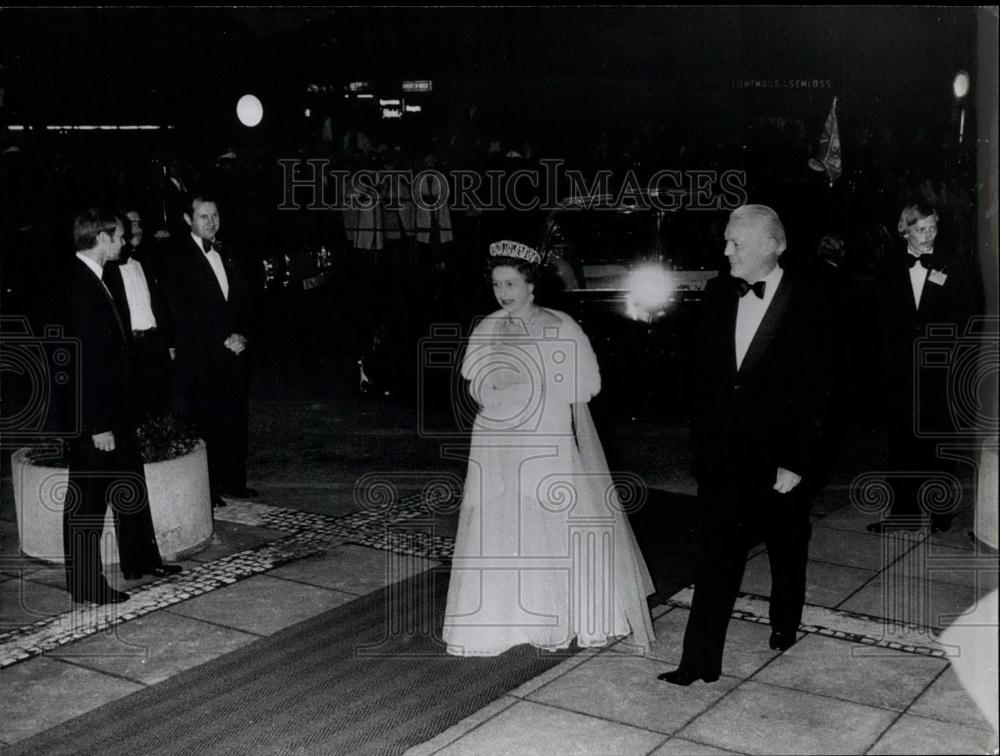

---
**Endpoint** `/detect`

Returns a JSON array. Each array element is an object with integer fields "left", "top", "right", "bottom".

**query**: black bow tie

[
  {"left": 905, "top": 253, "right": 935, "bottom": 269},
  {"left": 201, "top": 238, "right": 215, "bottom": 254},
  {"left": 734, "top": 278, "right": 766, "bottom": 299}
]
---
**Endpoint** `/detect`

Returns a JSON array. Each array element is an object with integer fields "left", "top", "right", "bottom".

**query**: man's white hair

[{"left": 730, "top": 204, "right": 786, "bottom": 252}]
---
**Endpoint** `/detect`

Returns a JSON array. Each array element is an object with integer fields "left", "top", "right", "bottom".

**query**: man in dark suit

[
  {"left": 659, "top": 204, "right": 832, "bottom": 685},
  {"left": 63, "top": 209, "right": 181, "bottom": 604},
  {"left": 162, "top": 194, "right": 254, "bottom": 508},
  {"left": 103, "top": 209, "right": 174, "bottom": 420},
  {"left": 866, "top": 203, "right": 979, "bottom": 534}
]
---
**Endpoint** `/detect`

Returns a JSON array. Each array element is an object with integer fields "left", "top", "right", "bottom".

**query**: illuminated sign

[
  {"left": 41, "top": 124, "right": 168, "bottom": 131},
  {"left": 381, "top": 107, "right": 403, "bottom": 119},
  {"left": 379, "top": 98, "right": 401, "bottom": 106},
  {"left": 349, "top": 81, "right": 371, "bottom": 92},
  {"left": 404, "top": 104, "right": 422, "bottom": 113},
  {"left": 402, "top": 80, "right": 433, "bottom": 93}
]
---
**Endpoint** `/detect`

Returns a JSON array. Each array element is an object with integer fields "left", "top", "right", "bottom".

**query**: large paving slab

[
  {"left": 867, "top": 713, "right": 997, "bottom": 755},
  {"left": 678, "top": 680, "right": 897, "bottom": 755},
  {"left": 433, "top": 699, "right": 668, "bottom": 756},
  {"left": 907, "top": 666, "right": 998, "bottom": 732},
  {"left": 807, "top": 526, "right": 921, "bottom": 572},
  {"left": 0, "top": 577, "right": 74, "bottom": 628},
  {"left": 837, "top": 572, "right": 979, "bottom": 629},
  {"left": 267, "top": 543, "right": 441, "bottom": 595},
  {"left": 165, "top": 573, "right": 357, "bottom": 635},
  {"left": 0, "top": 656, "right": 143, "bottom": 744},
  {"left": 740, "top": 553, "right": 877, "bottom": 608},
  {"left": 46, "top": 610, "right": 259, "bottom": 685},
  {"left": 526, "top": 652, "right": 739, "bottom": 735},
  {"left": 649, "top": 739, "right": 742, "bottom": 755},
  {"left": 750, "top": 633, "right": 947, "bottom": 710}
]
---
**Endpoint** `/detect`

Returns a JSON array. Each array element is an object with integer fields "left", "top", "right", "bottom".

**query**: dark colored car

[{"left": 537, "top": 193, "right": 730, "bottom": 416}]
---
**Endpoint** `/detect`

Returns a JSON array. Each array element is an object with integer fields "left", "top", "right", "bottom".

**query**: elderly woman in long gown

[{"left": 443, "top": 240, "right": 655, "bottom": 657}]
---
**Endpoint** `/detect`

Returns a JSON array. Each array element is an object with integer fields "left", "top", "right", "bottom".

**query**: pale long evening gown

[{"left": 443, "top": 308, "right": 655, "bottom": 656}]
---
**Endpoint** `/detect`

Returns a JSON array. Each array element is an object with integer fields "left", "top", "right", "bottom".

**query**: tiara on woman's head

[{"left": 489, "top": 240, "right": 541, "bottom": 265}]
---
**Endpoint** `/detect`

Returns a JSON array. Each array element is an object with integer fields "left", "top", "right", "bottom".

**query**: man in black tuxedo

[
  {"left": 866, "top": 203, "right": 979, "bottom": 534},
  {"left": 162, "top": 194, "right": 254, "bottom": 508},
  {"left": 63, "top": 209, "right": 181, "bottom": 604},
  {"left": 659, "top": 204, "right": 832, "bottom": 685},
  {"left": 103, "top": 210, "right": 174, "bottom": 420}
]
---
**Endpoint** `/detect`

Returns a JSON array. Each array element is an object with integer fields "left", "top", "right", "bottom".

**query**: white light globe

[
  {"left": 953, "top": 71, "right": 970, "bottom": 99},
  {"left": 236, "top": 94, "right": 263, "bottom": 127}
]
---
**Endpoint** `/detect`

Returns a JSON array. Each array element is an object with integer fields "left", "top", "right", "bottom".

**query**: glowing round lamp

[
  {"left": 952, "top": 71, "right": 970, "bottom": 99},
  {"left": 236, "top": 94, "right": 263, "bottom": 127}
]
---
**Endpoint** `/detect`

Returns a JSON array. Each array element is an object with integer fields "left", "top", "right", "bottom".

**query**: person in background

[
  {"left": 62, "top": 208, "right": 182, "bottom": 603},
  {"left": 102, "top": 210, "right": 174, "bottom": 420},
  {"left": 162, "top": 194, "right": 255, "bottom": 508},
  {"left": 866, "top": 203, "right": 980, "bottom": 534}
]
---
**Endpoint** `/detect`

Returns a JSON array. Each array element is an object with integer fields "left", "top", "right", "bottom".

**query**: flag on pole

[{"left": 809, "top": 96, "right": 842, "bottom": 187}]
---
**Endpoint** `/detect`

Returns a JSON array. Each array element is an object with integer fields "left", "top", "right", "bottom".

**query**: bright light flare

[{"left": 625, "top": 264, "right": 674, "bottom": 321}]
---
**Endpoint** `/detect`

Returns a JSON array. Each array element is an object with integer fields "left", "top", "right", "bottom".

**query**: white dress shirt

[
  {"left": 118, "top": 257, "right": 157, "bottom": 331},
  {"left": 735, "top": 265, "right": 784, "bottom": 370},
  {"left": 907, "top": 247, "right": 928, "bottom": 308},
  {"left": 192, "top": 233, "right": 229, "bottom": 301}
]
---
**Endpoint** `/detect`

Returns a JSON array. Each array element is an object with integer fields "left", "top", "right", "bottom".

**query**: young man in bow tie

[
  {"left": 162, "top": 194, "right": 254, "bottom": 509},
  {"left": 62, "top": 209, "right": 182, "bottom": 604},
  {"left": 865, "top": 203, "right": 979, "bottom": 534},
  {"left": 659, "top": 204, "right": 833, "bottom": 685}
]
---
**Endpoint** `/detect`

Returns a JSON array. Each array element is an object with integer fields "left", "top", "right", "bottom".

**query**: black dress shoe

[
  {"left": 122, "top": 571, "right": 143, "bottom": 581},
  {"left": 149, "top": 563, "right": 183, "bottom": 577},
  {"left": 657, "top": 668, "right": 720, "bottom": 686},
  {"left": 223, "top": 487, "right": 257, "bottom": 499},
  {"left": 769, "top": 631, "right": 797, "bottom": 651},
  {"left": 76, "top": 586, "right": 130, "bottom": 604}
]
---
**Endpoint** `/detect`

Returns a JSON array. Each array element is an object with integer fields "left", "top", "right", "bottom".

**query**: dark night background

[
  {"left": 0, "top": 8, "right": 978, "bottom": 138},
  {"left": 0, "top": 6, "right": 994, "bottom": 414}
]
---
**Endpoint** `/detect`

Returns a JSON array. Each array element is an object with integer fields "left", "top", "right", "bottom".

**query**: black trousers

[
  {"left": 679, "top": 480, "right": 812, "bottom": 677},
  {"left": 184, "top": 356, "right": 249, "bottom": 499},
  {"left": 64, "top": 431, "right": 163, "bottom": 598},
  {"left": 130, "top": 328, "right": 173, "bottom": 420}
]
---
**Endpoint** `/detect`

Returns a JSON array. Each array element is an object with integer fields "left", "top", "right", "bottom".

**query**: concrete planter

[{"left": 11, "top": 440, "right": 213, "bottom": 565}]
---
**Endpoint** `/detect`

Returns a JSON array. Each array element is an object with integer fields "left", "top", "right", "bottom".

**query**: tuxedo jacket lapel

[
  {"left": 77, "top": 259, "right": 129, "bottom": 342},
  {"left": 102, "top": 263, "right": 133, "bottom": 333},
  {"left": 191, "top": 237, "right": 228, "bottom": 304},
  {"left": 739, "top": 273, "right": 793, "bottom": 376}
]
